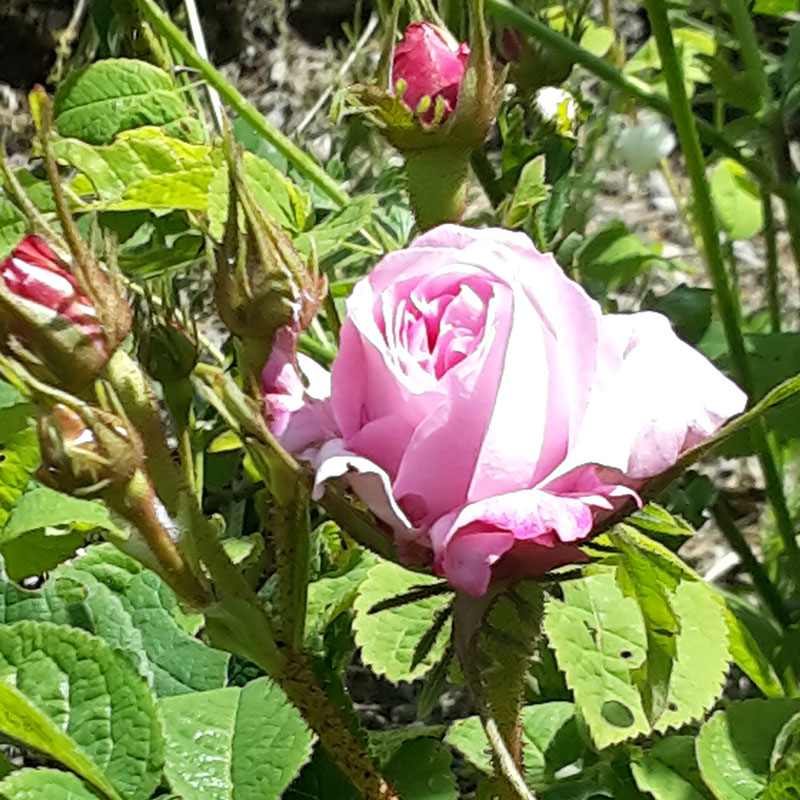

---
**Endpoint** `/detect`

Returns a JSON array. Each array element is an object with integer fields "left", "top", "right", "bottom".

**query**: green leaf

[
  {"left": 0, "top": 620, "right": 164, "bottom": 800},
  {"left": 243, "top": 152, "right": 311, "bottom": 232},
  {"left": 626, "top": 503, "right": 695, "bottom": 550},
  {"left": 446, "top": 702, "right": 579, "bottom": 786},
  {"left": 0, "top": 683, "right": 122, "bottom": 800},
  {"left": 3, "top": 486, "right": 115, "bottom": 537},
  {"left": 710, "top": 158, "right": 763, "bottom": 240},
  {"left": 0, "top": 402, "right": 40, "bottom": 531},
  {"left": 696, "top": 699, "right": 800, "bottom": 800},
  {"left": 763, "top": 764, "right": 800, "bottom": 800},
  {"left": 0, "top": 768, "right": 104, "bottom": 799},
  {"left": 753, "top": 0, "right": 797, "bottom": 15},
  {"left": 611, "top": 527, "right": 729, "bottom": 732},
  {"left": 159, "top": 677, "right": 315, "bottom": 800},
  {"left": 305, "top": 551, "right": 377, "bottom": 645},
  {"left": 294, "top": 195, "right": 377, "bottom": 260},
  {"left": 0, "top": 197, "right": 26, "bottom": 260},
  {"left": 54, "top": 128, "right": 221, "bottom": 212},
  {"left": 501, "top": 155, "right": 550, "bottom": 229},
  {"left": 642, "top": 285, "right": 713, "bottom": 346},
  {"left": 1, "top": 528, "right": 84, "bottom": 582},
  {"left": 724, "top": 601, "right": 783, "bottom": 698},
  {"left": 53, "top": 59, "right": 192, "bottom": 145},
  {"left": 384, "top": 738, "right": 458, "bottom": 800},
  {"left": 544, "top": 569, "right": 650, "bottom": 748},
  {"left": 49, "top": 545, "right": 229, "bottom": 696},
  {"left": 577, "top": 220, "right": 672, "bottom": 295},
  {"left": 632, "top": 735, "right": 713, "bottom": 800},
  {"left": 0, "top": 544, "right": 229, "bottom": 697},
  {"left": 353, "top": 561, "right": 452, "bottom": 683},
  {"left": 283, "top": 748, "right": 360, "bottom": 800}
]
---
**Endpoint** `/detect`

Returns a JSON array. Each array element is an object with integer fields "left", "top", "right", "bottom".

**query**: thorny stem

[
  {"left": 191, "top": 365, "right": 397, "bottom": 797},
  {"left": 763, "top": 192, "right": 782, "bottom": 333}
]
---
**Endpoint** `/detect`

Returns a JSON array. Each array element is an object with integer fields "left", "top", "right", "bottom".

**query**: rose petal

[{"left": 430, "top": 488, "right": 594, "bottom": 595}]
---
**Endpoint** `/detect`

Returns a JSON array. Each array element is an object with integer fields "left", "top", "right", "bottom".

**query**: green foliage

[
  {"left": 0, "top": 198, "right": 26, "bottom": 260},
  {"left": 352, "top": 560, "right": 452, "bottom": 682},
  {"left": 159, "top": 677, "right": 314, "bottom": 800},
  {"left": 0, "top": 544, "right": 229, "bottom": 697},
  {"left": 576, "top": 221, "right": 677, "bottom": 296},
  {"left": 53, "top": 58, "right": 199, "bottom": 145},
  {"left": 631, "top": 735, "right": 713, "bottom": 800},
  {"left": 383, "top": 738, "right": 458, "bottom": 800},
  {"left": 0, "top": 769, "right": 104, "bottom": 799},
  {"left": 696, "top": 699, "right": 800, "bottom": 800},
  {"left": 0, "top": 396, "right": 40, "bottom": 532},
  {"left": 446, "top": 702, "right": 581, "bottom": 787},
  {"left": 709, "top": 158, "right": 763, "bottom": 240},
  {"left": 545, "top": 528, "right": 729, "bottom": 748},
  {"left": 0, "top": 620, "right": 164, "bottom": 800}
]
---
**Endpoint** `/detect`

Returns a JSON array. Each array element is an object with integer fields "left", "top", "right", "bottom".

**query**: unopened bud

[
  {"left": 215, "top": 142, "right": 323, "bottom": 346},
  {"left": 392, "top": 23, "right": 470, "bottom": 125},
  {"left": 37, "top": 403, "right": 145, "bottom": 496},
  {"left": 0, "top": 236, "right": 130, "bottom": 389}
]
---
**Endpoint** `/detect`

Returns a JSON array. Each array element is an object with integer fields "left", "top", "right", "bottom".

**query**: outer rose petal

[
  {"left": 430, "top": 489, "right": 594, "bottom": 595},
  {"left": 312, "top": 440, "right": 425, "bottom": 560},
  {"left": 553, "top": 311, "right": 747, "bottom": 481},
  {"left": 262, "top": 329, "right": 338, "bottom": 456}
]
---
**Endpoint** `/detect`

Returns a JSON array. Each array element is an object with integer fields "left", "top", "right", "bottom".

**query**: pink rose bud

[
  {"left": 37, "top": 403, "right": 145, "bottom": 496},
  {"left": 392, "top": 22, "right": 471, "bottom": 123},
  {"left": 265, "top": 225, "right": 747, "bottom": 597},
  {"left": 0, "top": 236, "right": 113, "bottom": 387}
]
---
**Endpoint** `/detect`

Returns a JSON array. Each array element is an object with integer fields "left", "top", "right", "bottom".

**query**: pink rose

[
  {"left": 392, "top": 22, "right": 470, "bottom": 123},
  {"left": 0, "top": 236, "right": 109, "bottom": 381},
  {"left": 264, "top": 226, "right": 746, "bottom": 596}
]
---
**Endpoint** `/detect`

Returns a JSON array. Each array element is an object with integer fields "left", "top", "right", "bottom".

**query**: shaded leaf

[
  {"left": 696, "top": 699, "right": 800, "bottom": 800},
  {"left": 0, "top": 768, "right": 104, "bottom": 799}
]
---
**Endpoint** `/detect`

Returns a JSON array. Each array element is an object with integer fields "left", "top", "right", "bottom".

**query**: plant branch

[{"left": 713, "top": 496, "right": 791, "bottom": 627}]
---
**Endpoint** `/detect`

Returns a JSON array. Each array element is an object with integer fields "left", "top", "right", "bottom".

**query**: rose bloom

[
  {"left": 264, "top": 226, "right": 746, "bottom": 596},
  {"left": 392, "top": 22, "right": 470, "bottom": 123},
  {"left": 0, "top": 236, "right": 108, "bottom": 379}
]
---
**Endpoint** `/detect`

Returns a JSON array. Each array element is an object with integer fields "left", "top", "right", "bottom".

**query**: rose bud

[
  {"left": 37, "top": 403, "right": 145, "bottom": 497},
  {"left": 392, "top": 23, "right": 470, "bottom": 124},
  {"left": 0, "top": 236, "right": 130, "bottom": 390},
  {"left": 345, "top": 2, "right": 498, "bottom": 229},
  {"left": 215, "top": 139, "right": 323, "bottom": 391},
  {"left": 263, "top": 225, "right": 746, "bottom": 597}
]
